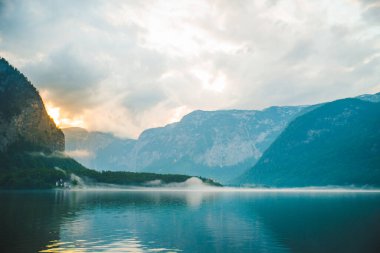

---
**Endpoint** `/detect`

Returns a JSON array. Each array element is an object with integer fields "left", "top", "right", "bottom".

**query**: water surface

[{"left": 0, "top": 190, "right": 379, "bottom": 253}]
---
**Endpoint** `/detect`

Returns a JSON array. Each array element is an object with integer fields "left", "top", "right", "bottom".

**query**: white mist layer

[
  {"left": 70, "top": 173, "right": 86, "bottom": 187},
  {"left": 54, "top": 166, "right": 67, "bottom": 175},
  {"left": 67, "top": 177, "right": 218, "bottom": 191},
  {"left": 66, "top": 179, "right": 380, "bottom": 193}
]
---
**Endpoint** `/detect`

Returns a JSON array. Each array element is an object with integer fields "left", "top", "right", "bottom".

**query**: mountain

[
  {"left": 237, "top": 96, "right": 380, "bottom": 187},
  {"left": 64, "top": 107, "right": 306, "bottom": 182},
  {"left": 63, "top": 127, "right": 135, "bottom": 170},
  {"left": 0, "top": 58, "right": 219, "bottom": 189},
  {"left": 0, "top": 58, "right": 64, "bottom": 153},
  {"left": 357, "top": 92, "right": 380, "bottom": 103}
]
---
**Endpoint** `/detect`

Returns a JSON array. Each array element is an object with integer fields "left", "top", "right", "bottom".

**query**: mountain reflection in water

[{"left": 0, "top": 190, "right": 379, "bottom": 253}]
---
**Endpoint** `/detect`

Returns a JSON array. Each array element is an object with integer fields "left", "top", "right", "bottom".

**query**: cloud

[
  {"left": 362, "top": 5, "right": 380, "bottom": 24},
  {"left": 65, "top": 149, "right": 94, "bottom": 159},
  {"left": 0, "top": 0, "right": 379, "bottom": 137},
  {"left": 25, "top": 47, "right": 108, "bottom": 112}
]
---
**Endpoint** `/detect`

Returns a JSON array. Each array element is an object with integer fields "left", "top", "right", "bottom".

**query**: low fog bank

[
  {"left": 60, "top": 176, "right": 221, "bottom": 192},
  {"left": 63, "top": 174, "right": 380, "bottom": 193},
  {"left": 127, "top": 186, "right": 380, "bottom": 193}
]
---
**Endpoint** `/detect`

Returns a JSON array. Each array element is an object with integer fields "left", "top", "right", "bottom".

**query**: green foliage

[
  {"left": 0, "top": 150, "right": 221, "bottom": 189},
  {"left": 0, "top": 58, "right": 39, "bottom": 120},
  {"left": 0, "top": 167, "right": 65, "bottom": 189}
]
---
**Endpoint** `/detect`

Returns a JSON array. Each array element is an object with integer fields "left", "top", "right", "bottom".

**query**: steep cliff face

[{"left": 0, "top": 58, "right": 64, "bottom": 153}]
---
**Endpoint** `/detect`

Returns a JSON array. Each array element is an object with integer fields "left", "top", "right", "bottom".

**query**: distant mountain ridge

[
  {"left": 237, "top": 96, "right": 380, "bottom": 187},
  {"left": 64, "top": 106, "right": 306, "bottom": 182},
  {"left": 63, "top": 127, "right": 136, "bottom": 170},
  {"left": 357, "top": 92, "right": 380, "bottom": 103},
  {"left": 2, "top": 57, "right": 379, "bottom": 188},
  {"left": 64, "top": 92, "right": 380, "bottom": 185}
]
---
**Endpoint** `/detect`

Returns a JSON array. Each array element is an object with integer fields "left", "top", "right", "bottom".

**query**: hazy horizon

[{"left": 59, "top": 89, "right": 378, "bottom": 139}]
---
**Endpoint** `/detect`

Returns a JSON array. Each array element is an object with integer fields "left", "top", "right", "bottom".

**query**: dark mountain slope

[
  {"left": 0, "top": 58, "right": 64, "bottom": 153},
  {"left": 238, "top": 98, "right": 380, "bottom": 187}
]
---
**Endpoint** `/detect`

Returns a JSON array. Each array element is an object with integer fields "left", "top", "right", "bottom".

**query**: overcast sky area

[{"left": 0, "top": 0, "right": 379, "bottom": 138}]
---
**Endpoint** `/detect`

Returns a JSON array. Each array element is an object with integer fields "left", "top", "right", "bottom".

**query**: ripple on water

[{"left": 40, "top": 237, "right": 182, "bottom": 253}]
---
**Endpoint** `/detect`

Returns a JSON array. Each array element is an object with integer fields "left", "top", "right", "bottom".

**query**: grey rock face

[
  {"left": 63, "top": 127, "right": 135, "bottom": 170},
  {"left": 64, "top": 107, "right": 305, "bottom": 182}
]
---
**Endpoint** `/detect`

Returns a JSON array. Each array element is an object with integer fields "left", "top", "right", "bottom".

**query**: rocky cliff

[
  {"left": 64, "top": 106, "right": 306, "bottom": 182},
  {"left": 0, "top": 58, "right": 64, "bottom": 153}
]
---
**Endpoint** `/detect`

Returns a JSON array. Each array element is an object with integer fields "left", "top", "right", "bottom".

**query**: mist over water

[{"left": 1, "top": 190, "right": 379, "bottom": 253}]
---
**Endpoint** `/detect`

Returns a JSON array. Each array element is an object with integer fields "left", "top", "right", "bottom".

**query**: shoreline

[{"left": 2, "top": 187, "right": 380, "bottom": 193}]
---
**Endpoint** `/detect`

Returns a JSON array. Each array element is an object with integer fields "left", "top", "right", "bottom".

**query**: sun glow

[
  {"left": 45, "top": 103, "right": 85, "bottom": 128},
  {"left": 46, "top": 105, "right": 61, "bottom": 126},
  {"left": 41, "top": 90, "right": 85, "bottom": 129}
]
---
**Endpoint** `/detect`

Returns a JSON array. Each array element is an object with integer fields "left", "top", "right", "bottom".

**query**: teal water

[{"left": 0, "top": 190, "right": 379, "bottom": 253}]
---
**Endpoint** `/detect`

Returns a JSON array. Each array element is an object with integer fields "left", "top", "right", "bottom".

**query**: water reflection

[
  {"left": 0, "top": 190, "right": 379, "bottom": 253},
  {"left": 41, "top": 237, "right": 181, "bottom": 253}
]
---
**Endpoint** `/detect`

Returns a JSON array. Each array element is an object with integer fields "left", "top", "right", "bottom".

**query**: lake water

[{"left": 0, "top": 189, "right": 379, "bottom": 253}]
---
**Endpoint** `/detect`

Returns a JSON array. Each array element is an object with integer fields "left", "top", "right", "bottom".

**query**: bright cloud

[{"left": 0, "top": 0, "right": 379, "bottom": 138}]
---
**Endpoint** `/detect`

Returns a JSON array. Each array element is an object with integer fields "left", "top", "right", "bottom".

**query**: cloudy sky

[{"left": 0, "top": 0, "right": 379, "bottom": 138}]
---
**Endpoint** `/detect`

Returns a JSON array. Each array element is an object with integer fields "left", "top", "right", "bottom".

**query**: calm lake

[{"left": 0, "top": 190, "right": 379, "bottom": 253}]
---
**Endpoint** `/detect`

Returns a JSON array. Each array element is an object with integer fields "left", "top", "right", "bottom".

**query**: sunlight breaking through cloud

[{"left": 0, "top": 0, "right": 379, "bottom": 137}]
